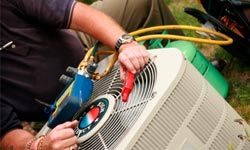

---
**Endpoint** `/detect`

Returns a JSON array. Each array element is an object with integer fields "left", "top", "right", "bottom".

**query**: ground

[{"left": 167, "top": 0, "right": 250, "bottom": 124}]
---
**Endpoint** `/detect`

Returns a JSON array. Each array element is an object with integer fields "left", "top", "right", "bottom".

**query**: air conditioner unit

[{"left": 38, "top": 48, "right": 250, "bottom": 150}]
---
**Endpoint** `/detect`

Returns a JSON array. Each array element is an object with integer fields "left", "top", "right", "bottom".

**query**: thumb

[
  {"left": 54, "top": 120, "right": 79, "bottom": 130},
  {"left": 70, "top": 120, "right": 79, "bottom": 129}
]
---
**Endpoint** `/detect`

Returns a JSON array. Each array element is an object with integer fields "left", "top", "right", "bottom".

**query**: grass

[{"left": 167, "top": 0, "right": 250, "bottom": 123}]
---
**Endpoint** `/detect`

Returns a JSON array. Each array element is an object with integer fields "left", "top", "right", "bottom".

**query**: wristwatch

[{"left": 115, "top": 33, "right": 135, "bottom": 51}]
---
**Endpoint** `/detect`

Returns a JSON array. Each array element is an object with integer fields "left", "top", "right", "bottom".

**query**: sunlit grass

[{"left": 167, "top": 0, "right": 250, "bottom": 123}]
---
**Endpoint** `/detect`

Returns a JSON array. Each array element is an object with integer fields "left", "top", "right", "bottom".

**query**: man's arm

[
  {"left": 70, "top": 2, "right": 149, "bottom": 79},
  {"left": 0, "top": 2, "right": 150, "bottom": 149}
]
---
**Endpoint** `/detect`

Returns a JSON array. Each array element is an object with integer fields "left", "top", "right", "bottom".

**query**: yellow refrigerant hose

[
  {"left": 80, "top": 25, "right": 233, "bottom": 80},
  {"left": 130, "top": 25, "right": 233, "bottom": 45}
]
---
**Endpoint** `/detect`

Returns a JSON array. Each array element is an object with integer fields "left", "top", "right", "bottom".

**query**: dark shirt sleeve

[
  {"left": 17, "top": 0, "right": 76, "bottom": 28},
  {"left": 0, "top": 101, "right": 22, "bottom": 137}
]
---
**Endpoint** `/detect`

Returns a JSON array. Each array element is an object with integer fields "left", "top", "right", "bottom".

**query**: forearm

[
  {"left": 70, "top": 1, "right": 149, "bottom": 77},
  {"left": 70, "top": 2, "right": 126, "bottom": 50},
  {"left": 0, "top": 129, "right": 35, "bottom": 149}
]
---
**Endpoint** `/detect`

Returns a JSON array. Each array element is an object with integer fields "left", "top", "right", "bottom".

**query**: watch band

[{"left": 115, "top": 38, "right": 123, "bottom": 51}]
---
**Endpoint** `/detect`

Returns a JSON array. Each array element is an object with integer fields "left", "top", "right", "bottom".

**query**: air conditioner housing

[{"left": 38, "top": 48, "right": 250, "bottom": 150}]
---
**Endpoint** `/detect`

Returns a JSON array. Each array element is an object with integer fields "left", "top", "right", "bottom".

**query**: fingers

[
  {"left": 141, "top": 48, "right": 149, "bottom": 66},
  {"left": 118, "top": 44, "right": 149, "bottom": 74},
  {"left": 45, "top": 120, "right": 79, "bottom": 149},
  {"left": 63, "top": 144, "right": 78, "bottom": 150},
  {"left": 119, "top": 65, "right": 126, "bottom": 81},
  {"left": 119, "top": 54, "right": 136, "bottom": 74},
  {"left": 136, "top": 47, "right": 149, "bottom": 71},
  {"left": 53, "top": 128, "right": 76, "bottom": 140}
]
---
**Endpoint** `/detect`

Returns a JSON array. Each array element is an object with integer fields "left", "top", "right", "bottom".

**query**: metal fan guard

[{"left": 77, "top": 61, "right": 157, "bottom": 149}]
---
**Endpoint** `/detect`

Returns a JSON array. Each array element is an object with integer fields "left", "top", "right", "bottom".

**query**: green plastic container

[{"left": 147, "top": 39, "right": 229, "bottom": 98}]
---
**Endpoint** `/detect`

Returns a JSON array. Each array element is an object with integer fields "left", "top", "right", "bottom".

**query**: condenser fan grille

[{"left": 79, "top": 60, "right": 157, "bottom": 149}]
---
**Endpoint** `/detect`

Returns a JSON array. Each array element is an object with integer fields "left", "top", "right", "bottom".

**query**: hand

[
  {"left": 118, "top": 41, "right": 149, "bottom": 80},
  {"left": 40, "top": 120, "right": 78, "bottom": 150}
]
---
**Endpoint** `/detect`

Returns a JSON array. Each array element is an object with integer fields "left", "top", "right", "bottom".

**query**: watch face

[
  {"left": 122, "top": 34, "right": 133, "bottom": 40},
  {"left": 121, "top": 34, "right": 134, "bottom": 43}
]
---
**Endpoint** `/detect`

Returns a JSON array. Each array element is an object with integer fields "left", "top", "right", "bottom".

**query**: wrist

[
  {"left": 24, "top": 137, "right": 37, "bottom": 150},
  {"left": 30, "top": 135, "right": 45, "bottom": 150},
  {"left": 115, "top": 33, "right": 135, "bottom": 52}
]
